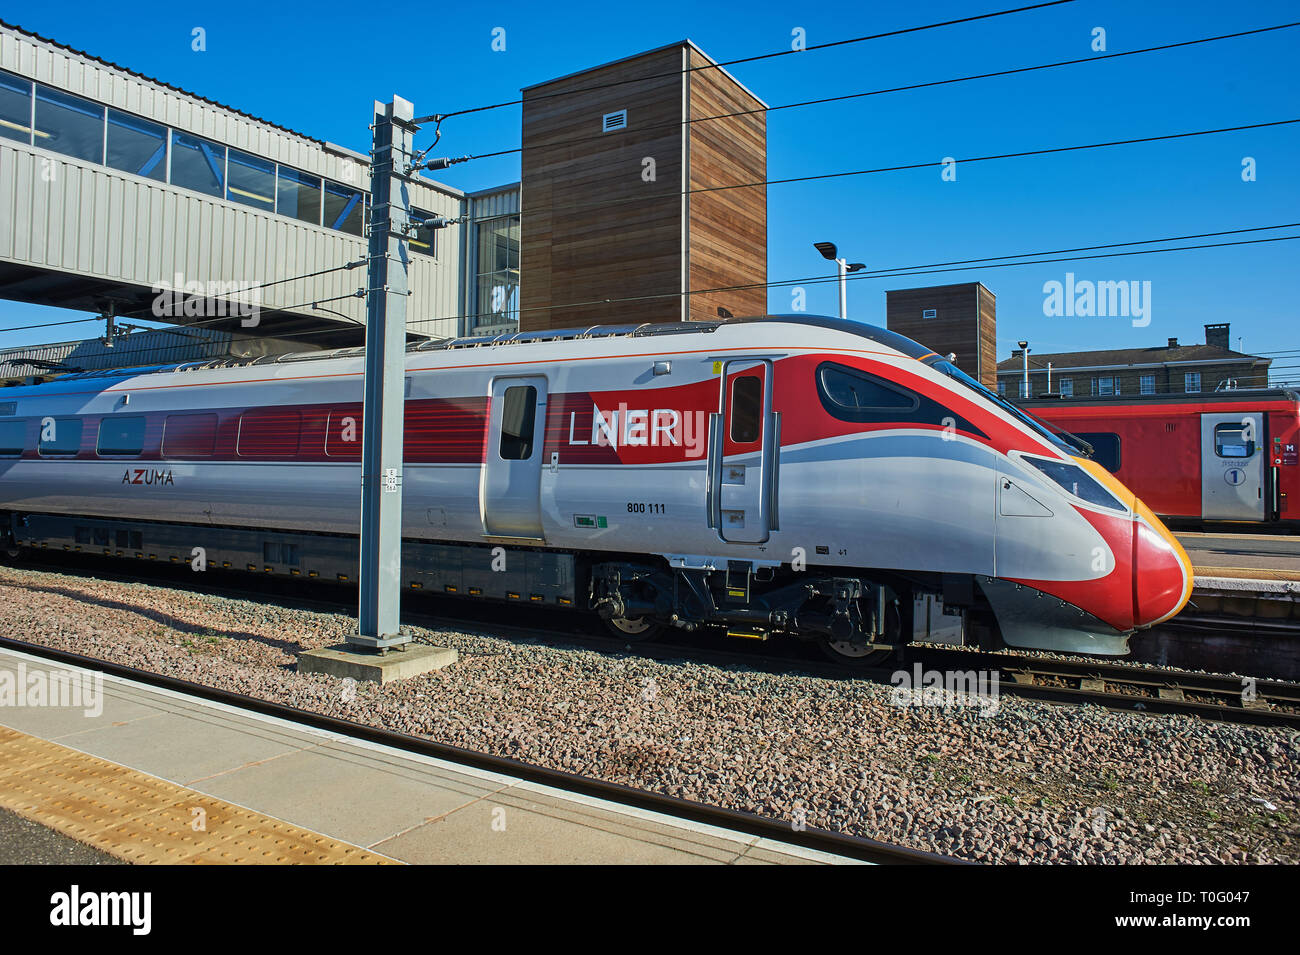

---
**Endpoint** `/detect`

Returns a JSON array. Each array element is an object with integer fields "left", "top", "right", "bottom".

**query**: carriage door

[
  {"left": 481, "top": 376, "right": 547, "bottom": 540},
  {"left": 1201, "top": 412, "right": 1265, "bottom": 521},
  {"left": 710, "top": 360, "right": 774, "bottom": 543}
]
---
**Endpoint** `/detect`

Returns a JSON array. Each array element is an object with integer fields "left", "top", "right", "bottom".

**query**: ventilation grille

[{"left": 602, "top": 109, "right": 627, "bottom": 132}]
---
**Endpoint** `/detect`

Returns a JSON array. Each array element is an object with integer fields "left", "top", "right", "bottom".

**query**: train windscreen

[{"left": 923, "top": 358, "right": 1091, "bottom": 457}]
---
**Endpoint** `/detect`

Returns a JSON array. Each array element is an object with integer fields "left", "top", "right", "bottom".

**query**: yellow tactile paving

[
  {"left": 0, "top": 726, "right": 395, "bottom": 864},
  {"left": 1192, "top": 565, "right": 1300, "bottom": 582}
]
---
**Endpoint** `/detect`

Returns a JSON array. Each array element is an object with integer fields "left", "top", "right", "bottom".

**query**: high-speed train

[{"left": 0, "top": 315, "right": 1193, "bottom": 661}]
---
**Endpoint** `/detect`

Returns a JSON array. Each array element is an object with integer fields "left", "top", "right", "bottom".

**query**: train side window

[
  {"left": 499, "top": 386, "right": 537, "bottom": 460},
  {"left": 162, "top": 413, "right": 218, "bottom": 458},
  {"left": 817, "top": 362, "right": 919, "bottom": 421},
  {"left": 1073, "top": 432, "right": 1122, "bottom": 473},
  {"left": 730, "top": 375, "right": 762, "bottom": 443},
  {"left": 1214, "top": 424, "right": 1255, "bottom": 459},
  {"left": 325, "top": 408, "right": 363, "bottom": 458},
  {"left": 96, "top": 416, "right": 146, "bottom": 456},
  {"left": 0, "top": 419, "right": 24, "bottom": 456},
  {"left": 37, "top": 418, "right": 83, "bottom": 456},
  {"left": 237, "top": 409, "right": 302, "bottom": 458}
]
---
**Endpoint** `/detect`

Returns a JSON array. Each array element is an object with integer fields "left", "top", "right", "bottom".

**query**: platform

[
  {"left": 1178, "top": 531, "right": 1300, "bottom": 577},
  {"left": 0, "top": 646, "right": 854, "bottom": 865}
]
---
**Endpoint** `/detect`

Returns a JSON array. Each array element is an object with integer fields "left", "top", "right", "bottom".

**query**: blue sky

[{"left": 3, "top": 0, "right": 1297, "bottom": 369}]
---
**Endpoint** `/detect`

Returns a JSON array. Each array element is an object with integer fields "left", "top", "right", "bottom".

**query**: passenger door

[
  {"left": 709, "top": 360, "right": 775, "bottom": 543},
  {"left": 1201, "top": 412, "right": 1265, "bottom": 520},
  {"left": 481, "top": 376, "right": 547, "bottom": 539}
]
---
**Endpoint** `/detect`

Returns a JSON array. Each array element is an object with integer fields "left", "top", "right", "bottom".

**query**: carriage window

[
  {"left": 1073, "top": 432, "right": 1122, "bottom": 473},
  {"left": 38, "top": 418, "right": 83, "bottom": 456},
  {"left": 1215, "top": 424, "right": 1255, "bottom": 459},
  {"left": 498, "top": 386, "right": 537, "bottom": 460},
  {"left": 730, "top": 375, "right": 762, "bottom": 443},
  {"left": 97, "top": 416, "right": 146, "bottom": 456},
  {"left": 162, "top": 413, "right": 217, "bottom": 458},
  {"left": 0, "top": 419, "right": 24, "bottom": 456},
  {"left": 817, "top": 362, "right": 919, "bottom": 420},
  {"left": 238, "top": 409, "right": 302, "bottom": 457}
]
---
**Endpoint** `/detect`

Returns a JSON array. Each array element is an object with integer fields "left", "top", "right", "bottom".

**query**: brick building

[{"left": 997, "top": 323, "right": 1271, "bottom": 400}]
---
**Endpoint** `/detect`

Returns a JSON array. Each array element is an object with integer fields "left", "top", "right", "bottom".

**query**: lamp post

[
  {"left": 1017, "top": 340, "right": 1030, "bottom": 399},
  {"left": 814, "top": 242, "right": 866, "bottom": 320}
]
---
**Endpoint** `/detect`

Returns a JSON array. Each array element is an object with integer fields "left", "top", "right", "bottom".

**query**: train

[
  {"left": 1021, "top": 389, "right": 1300, "bottom": 527},
  {"left": 0, "top": 314, "right": 1193, "bottom": 662}
]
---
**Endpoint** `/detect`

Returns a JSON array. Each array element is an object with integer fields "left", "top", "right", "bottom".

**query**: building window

[
  {"left": 34, "top": 85, "right": 105, "bottom": 164},
  {"left": 1185, "top": 372, "right": 1201, "bottom": 393},
  {"left": 0, "top": 72, "right": 33, "bottom": 144},
  {"left": 1140, "top": 374, "right": 1155, "bottom": 396},
  {"left": 408, "top": 208, "right": 438, "bottom": 257},
  {"left": 474, "top": 215, "right": 521, "bottom": 329},
  {"left": 276, "top": 167, "right": 322, "bottom": 224},
  {"left": 1018, "top": 379, "right": 1028, "bottom": 398},
  {"left": 1096, "top": 377, "right": 1115, "bottom": 396},
  {"left": 997, "top": 380, "right": 1007, "bottom": 397},
  {"left": 323, "top": 180, "right": 365, "bottom": 235},
  {"left": 171, "top": 131, "right": 226, "bottom": 197},
  {"left": 227, "top": 149, "right": 276, "bottom": 212},
  {"left": 1058, "top": 378, "right": 1073, "bottom": 397},
  {"left": 106, "top": 110, "right": 167, "bottom": 181}
]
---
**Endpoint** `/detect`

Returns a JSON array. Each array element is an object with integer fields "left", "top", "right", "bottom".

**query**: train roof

[
  {"left": 1013, "top": 388, "right": 1300, "bottom": 408},
  {"left": 30, "top": 315, "right": 936, "bottom": 384}
]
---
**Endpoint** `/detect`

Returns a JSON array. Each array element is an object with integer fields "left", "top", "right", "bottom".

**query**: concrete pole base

[{"left": 297, "top": 643, "right": 457, "bottom": 684}]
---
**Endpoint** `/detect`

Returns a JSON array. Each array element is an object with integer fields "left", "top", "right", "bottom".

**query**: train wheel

[
  {"left": 816, "top": 638, "right": 893, "bottom": 668},
  {"left": 602, "top": 614, "right": 664, "bottom": 643},
  {"left": 817, "top": 596, "right": 903, "bottom": 667}
]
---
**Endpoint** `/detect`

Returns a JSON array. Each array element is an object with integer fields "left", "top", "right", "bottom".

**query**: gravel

[{"left": 2, "top": 564, "right": 1297, "bottom": 864}]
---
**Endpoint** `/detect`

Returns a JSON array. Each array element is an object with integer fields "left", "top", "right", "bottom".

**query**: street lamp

[
  {"left": 814, "top": 241, "right": 866, "bottom": 320},
  {"left": 1017, "top": 340, "right": 1030, "bottom": 400}
]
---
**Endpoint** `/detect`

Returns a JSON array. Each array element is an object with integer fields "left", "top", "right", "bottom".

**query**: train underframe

[{"left": 3, "top": 509, "right": 1093, "bottom": 663}]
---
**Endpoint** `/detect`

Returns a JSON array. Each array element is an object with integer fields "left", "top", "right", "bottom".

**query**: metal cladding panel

[
  {"left": 0, "top": 142, "right": 460, "bottom": 329},
  {"left": 468, "top": 187, "right": 521, "bottom": 220}
]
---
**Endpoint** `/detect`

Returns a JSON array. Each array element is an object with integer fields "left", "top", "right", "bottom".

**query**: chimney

[
  {"left": 1167, "top": 337, "right": 1179, "bottom": 349},
  {"left": 1205, "top": 322, "right": 1230, "bottom": 350},
  {"left": 1011, "top": 348, "right": 1024, "bottom": 360}
]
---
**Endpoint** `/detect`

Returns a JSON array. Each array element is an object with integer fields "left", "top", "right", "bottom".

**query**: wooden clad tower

[
  {"left": 886, "top": 282, "right": 998, "bottom": 389},
  {"left": 520, "top": 41, "right": 767, "bottom": 331}
]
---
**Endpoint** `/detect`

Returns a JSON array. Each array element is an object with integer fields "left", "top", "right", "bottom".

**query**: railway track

[
  {"left": 0, "top": 633, "right": 957, "bottom": 866},
  {"left": 5, "top": 552, "right": 1300, "bottom": 729}
]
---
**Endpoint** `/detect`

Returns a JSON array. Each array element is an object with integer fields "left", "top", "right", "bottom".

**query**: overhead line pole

[{"left": 354, "top": 96, "right": 418, "bottom": 652}]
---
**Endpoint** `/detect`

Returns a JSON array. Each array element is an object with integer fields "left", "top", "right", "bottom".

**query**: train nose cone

[{"left": 1132, "top": 499, "right": 1194, "bottom": 627}]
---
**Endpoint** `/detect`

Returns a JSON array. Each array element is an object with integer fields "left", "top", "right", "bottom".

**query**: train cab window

[
  {"left": 237, "top": 409, "right": 302, "bottom": 458},
  {"left": 498, "top": 386, "right": 537, "bottom": 460},
  {"left": 162, "top": 413, "right": 218, "bottom": 458},
  {"left": 730, "top": 375, "right": 762, "bottom": 443},
  {"left": 96, "top": 416, "right": 146, "bottom": 456},
  {"left": 0, "top": 419, "right": 25, "bottom": 456},
  {"left": 37, "top": 418, "right": 83, "bottom": 456},
  {"left": 817, "top": 362, "right": 919, "bottom": 421},
  {"left": 1214, "top": 424, "right": 1255, "bottom": 459},
  {"left": 1073, "top": 432, "right": 1122, "bottom": 473}
]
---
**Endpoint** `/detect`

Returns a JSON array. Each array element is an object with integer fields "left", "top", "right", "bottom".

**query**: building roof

[
  {"left": 521, "top": 39, "right": 769, "bottom": 109},
  {"left": 1, "top": 19, "right": 331, "bottom": 146},
  {"left": 997, "top": 343, "right": 1270, "bottom": 373}
]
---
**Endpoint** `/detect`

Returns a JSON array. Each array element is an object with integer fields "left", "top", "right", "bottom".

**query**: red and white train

[
  {"left": 1024, "top": 390, "right": 1300, "bottom": 527},
  {"left": 0, "top": 315, "right": 1193, "bottom": 660}
]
